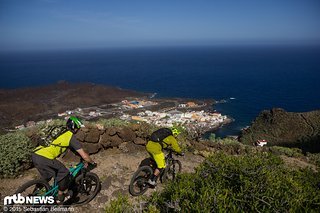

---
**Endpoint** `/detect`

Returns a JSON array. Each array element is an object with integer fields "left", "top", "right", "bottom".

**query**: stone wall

[{"left": 63, "top": 124, "right": 150, "bottom": 161}]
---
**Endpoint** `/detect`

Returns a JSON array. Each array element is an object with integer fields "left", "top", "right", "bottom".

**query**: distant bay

[{"left": 1, "top": 46, "right": 320, "bottom": 137}]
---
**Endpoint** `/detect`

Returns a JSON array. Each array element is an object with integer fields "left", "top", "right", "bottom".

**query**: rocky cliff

[{"left": 239, "top": 108, "right": 320, "bottom": 153}]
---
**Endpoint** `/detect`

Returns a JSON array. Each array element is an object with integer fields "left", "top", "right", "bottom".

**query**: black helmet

[{"left": 66, "top": 116, "right": 84, "bottom": 131}]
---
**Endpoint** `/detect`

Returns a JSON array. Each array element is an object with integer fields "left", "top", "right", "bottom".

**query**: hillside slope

[
  {"left": 0, "top": 82, "right": 146, "bottom": 131},
  {"left": 0, "top": 149, "right": 204, "bottom": 212},
  {"left": 240, "top": 108, "right": 320, "bottom": 152}
]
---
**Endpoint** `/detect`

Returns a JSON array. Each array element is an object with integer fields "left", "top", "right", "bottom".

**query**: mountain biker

[
  {"left": 146, "top": 127, "right": 184, "bottom": 186},
  {"left": 32, "top": 116, "right": 96, "bottom": 204}
]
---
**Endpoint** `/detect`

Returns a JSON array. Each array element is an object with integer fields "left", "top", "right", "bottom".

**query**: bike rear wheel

[
  {"left": 15, "top": 179, "right": 51, "bottom": 196},
  {"left": 129, "top": 166, "right": 153, "bottom": 196},
  {"left": 162, "top": 160, "right": 182, "bottom": 183},
  {"left": 70, "top": 172, "right": 101, "bottom": 205},
  {"left": 9, "top": 179, "right": 52, "bottom": 213}
]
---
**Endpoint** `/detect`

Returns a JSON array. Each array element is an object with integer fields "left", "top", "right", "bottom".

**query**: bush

[
  {"left": 269, "top": 146, "right": 304, "bottom": 158},
  {"left": 149, "top": 152, "right": 320, "bottom": 212},
  {"left": 0, "top": 132, "right": 34, "bottom": 177},
  {"left": 217, "top": 137, "right": 240, "bottom": 145},
  {"left": 209, "top": 133, "right": 216, "bottom": 142},
  {"left": 105, "top": 195, "right": 133, "bottom": 213},
  {"left": 307, "top": 152, "right": 320, "bottom": 168}
]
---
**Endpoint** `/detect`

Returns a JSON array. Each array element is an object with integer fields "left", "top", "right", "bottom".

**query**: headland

[{"left": 0, "top": 81, "right": 231, "bottom": 135}]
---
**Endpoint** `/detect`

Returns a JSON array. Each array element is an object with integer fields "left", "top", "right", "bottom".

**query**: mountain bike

[
  {"left": 14, "top": 161, "right": 101, "bottom": 207},
  {"left": 129, "top": 149, "right": 182, "bottom": 196}
]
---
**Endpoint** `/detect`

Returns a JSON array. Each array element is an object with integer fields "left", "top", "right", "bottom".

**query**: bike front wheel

[
  {"left": 71, "top": 172, "right": 101, "bottom": 205},
  {"left": 129, "top": 165, "right": 153, "bottom": 196},
  {"left": 162, "top": 160, "right": 182, "bottom": 183}
]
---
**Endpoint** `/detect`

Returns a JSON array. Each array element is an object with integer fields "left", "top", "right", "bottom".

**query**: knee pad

[{"left": 58, "top": 174, "right": 70, "bottom": 191}]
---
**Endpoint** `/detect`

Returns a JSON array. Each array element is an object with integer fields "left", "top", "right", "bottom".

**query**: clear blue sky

[{"left": 1, "top": 0, "right": 319, "bottom": 50}]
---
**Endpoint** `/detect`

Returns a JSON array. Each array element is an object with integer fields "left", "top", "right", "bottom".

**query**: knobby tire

[
  {"left": 71, "top": 172, "right": 101, "bottom": 205},
  {"left": 15, "top": 179, "right": 51, "bottom": 196},
  {"left": 129, "top": 165, "right": 153, "bottom": 196},
  {"left": 162, "top": 160, "right": 182, "bottom": 183},
  {"left": 7, "top": 179, "right": 51, "bottom": 213}
]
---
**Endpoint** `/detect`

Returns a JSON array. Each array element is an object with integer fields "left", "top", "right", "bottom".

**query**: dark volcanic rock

[
  {"left": 85, "top": 128, "right": 101, "bottom": 143},
  {"left": 82, "top": 142, "right": 102, "bottom": 154},
  {"left": 117, "top": 127, "right": 136, "bottom": 142},
  {"left": 75, "top": 129, "right": 86, "bottom": 142},
  {"left": 0, "top": 82, "right": 146, "bottom": 131},
  {"left": 109, "top": 135, "right": 123, "bottom": 147},
  {"left": 239, "top": 108, "right": 320, "bottom": 152},
  {"left": 100, "top": 133, "right": 112, "bottom": 148},
  {"left": 106, "top": 127, "right": 118, "bottom": 136},
  {"left": 133, "top": 137, "right": 146, "bottom": 145}
]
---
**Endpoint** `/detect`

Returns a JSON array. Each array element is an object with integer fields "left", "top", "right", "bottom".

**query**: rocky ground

[
  {"left": 0, "top": 149, "right": 205, "bottom": 213},
  {"left": 1, "top": 140, "right": 319, "bottom": 212}
]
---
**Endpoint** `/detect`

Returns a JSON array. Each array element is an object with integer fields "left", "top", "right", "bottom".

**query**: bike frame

[
  {"left": 43, "top": 162, "right": 84, "bottom": 197},
  {"left": 165, "top": 150, "right": 174, "bottom": 162},
  {"left": 129, "top": 149, "right": 181, "bottom": 196},
  {"left": 160, "top": 149, "right": 176, "bottom": 180}
]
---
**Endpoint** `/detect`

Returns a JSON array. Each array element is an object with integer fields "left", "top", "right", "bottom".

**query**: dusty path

[{"left": 0, "top": 149, "right": 205, "bottom": 212}]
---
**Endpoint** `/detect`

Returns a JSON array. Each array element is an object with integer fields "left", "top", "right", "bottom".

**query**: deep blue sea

[{"left": 1, "top": 46, "right": 320, "bottom": 137}]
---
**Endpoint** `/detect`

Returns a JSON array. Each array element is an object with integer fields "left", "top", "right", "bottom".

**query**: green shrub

[
  {"left": 105, "top": 195, "right": 133, "bottom": 213},
  {"left": 307, "top": 152, "right": 320, "bottom": 168},
  {"left": 217, "top": 137, "right": 240, "bottom": 145},
  {"left": 270, "top": 146, "right": 304, "bottom": 158},
  {"left": 149, "top": 152, "right": 320, "bottom": 212},
  {"left": 0, "top": 132, "right": 33, "bottom": 177},
  {"left": 209, "top": 133, "right": 216, "bottom": 142}
]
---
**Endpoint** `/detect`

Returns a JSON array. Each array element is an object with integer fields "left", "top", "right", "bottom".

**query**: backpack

[
  {"left": 150, "top": 128, "right": 173, "bottom": 148},
  {"left": 38, "top": 125, "right": 68, "bottom": 147}
]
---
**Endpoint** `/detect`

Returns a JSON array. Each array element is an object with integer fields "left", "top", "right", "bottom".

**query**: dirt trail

[
  {"left": 0, "top": 149, "right": 205, "bottom": 212},
  {"left": 2, "top": 149, "right": 315, "bottom": 212}
]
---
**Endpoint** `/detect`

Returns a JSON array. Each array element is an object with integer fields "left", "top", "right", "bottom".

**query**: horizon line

[{"left": 1, "top": 42, "right": 320, "bottom": 53}]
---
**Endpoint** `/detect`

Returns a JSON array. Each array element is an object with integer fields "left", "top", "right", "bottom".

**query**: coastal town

[
  {"left": 14, "top": 98, "right": 231, "bottom": 135},
  {"left": 121, "top": 110, "right": 228, "bottom": 132}
]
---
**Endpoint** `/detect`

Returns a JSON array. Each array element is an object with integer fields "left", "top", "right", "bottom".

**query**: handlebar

[
  {"left": 79, "top": 159, "right": 97, "bottom": 170},
  {"left": 87, "top": 162, "right": 97, "bottom": 170},
  {"left": 165, "top": 149, "right": 184, "bottom": 157}
]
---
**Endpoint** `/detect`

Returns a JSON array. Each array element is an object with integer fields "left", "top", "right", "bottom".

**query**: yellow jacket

[
  {"left": 34, "top": 131, "right": 73, "bottom": 159},
  {"left": 146, "top": 135, "right": 181, "bottom": 154}
]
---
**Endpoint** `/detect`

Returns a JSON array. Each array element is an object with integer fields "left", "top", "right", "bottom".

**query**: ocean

[{"left": 1, "top": 46, "right": 320, "bottom": 137}]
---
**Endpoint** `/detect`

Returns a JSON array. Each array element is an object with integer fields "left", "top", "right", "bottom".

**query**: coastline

[
  {"left": 2, "top": 46, "right": 320, "bottom": 138},
  {"left": 0, "top": 82, "right": 231, "bottom": 135}
]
